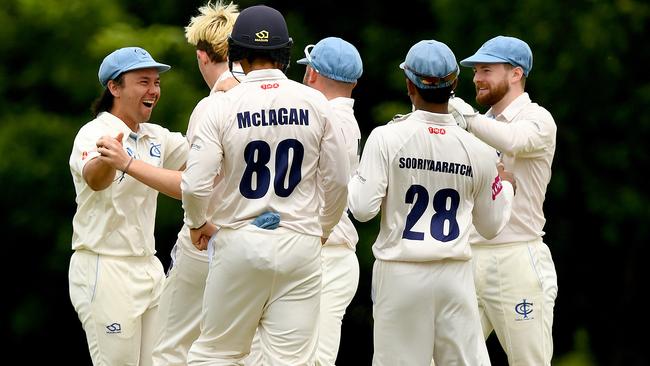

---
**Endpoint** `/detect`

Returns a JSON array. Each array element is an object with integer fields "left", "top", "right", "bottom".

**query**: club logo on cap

[{"left": 255, "top": 30, "right": 269, "bottom": 43}]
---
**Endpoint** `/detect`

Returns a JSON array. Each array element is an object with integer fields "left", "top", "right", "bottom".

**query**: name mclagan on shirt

[{"left": 237, "top": 108, "right": 309, "bottom": 129}]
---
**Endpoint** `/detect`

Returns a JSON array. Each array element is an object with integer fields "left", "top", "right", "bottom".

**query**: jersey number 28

[
  {"left": 402, "top": 185, "right": 460, "bottom": 242},
  {"left": 239, "top": 139, "right": 304, "bottom": 199}
]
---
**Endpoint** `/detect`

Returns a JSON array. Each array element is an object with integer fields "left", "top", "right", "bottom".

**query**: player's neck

[
  {"left": 412, "top": 96, "right": 446, "bottom": 114},
  {"left": 205, "top": 62, "right": 230, "bottom": 90},
  {"left": 242, "top": 59, "right": 279, "bottom": 74},
  {"left": 491, "top": 89, "right": 523, "bottom": 116}
]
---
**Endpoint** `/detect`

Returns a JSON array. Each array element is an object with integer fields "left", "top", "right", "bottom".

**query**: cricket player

[
  {"left": 348, "top": 40, "right": 515, "bottom": 365},
  {"left": 456, "top": 35, "right": 558, "bottom": 365},
  {"left": 152, "top": 3, "right": 240, "bottom": 364},
  {"left": 299, "top": 36, "right": 363, "bottom": 365},
  {"left": 246, "top": 36, "right": 364, "bottom": 365},
  {"left": 68, "top": 47, "right": 188, "bottom": 365},
  {"left": 181, "top": 5, "right": 349, "bottom": 365}
]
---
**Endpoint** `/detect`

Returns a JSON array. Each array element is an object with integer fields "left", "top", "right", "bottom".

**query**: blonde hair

[{"left": 185, "top": 1, "right": 238, "bottom": 63}]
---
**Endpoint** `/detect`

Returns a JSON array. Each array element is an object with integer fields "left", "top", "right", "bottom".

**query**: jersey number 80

[{"left": 239, "top": 139, "right": 304, "bottom": 199}]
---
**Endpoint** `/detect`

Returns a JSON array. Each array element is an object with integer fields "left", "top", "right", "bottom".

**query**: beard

[{"left": 475, "top": 78, "right": 509, "bottom": 107}]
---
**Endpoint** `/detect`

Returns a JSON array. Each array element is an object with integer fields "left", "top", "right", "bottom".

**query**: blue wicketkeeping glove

[{"left": 251, "top": 211, "right": 281, "bottom": 230}]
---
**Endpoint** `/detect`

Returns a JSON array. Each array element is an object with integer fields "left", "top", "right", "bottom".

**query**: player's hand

[
  {"left": 251, "top": 211, "right": 281, "bottom": 229},
  {"left": 497, "top": 162, "right": 517, "bottom": 195},
  {"left": 190, "top": 221, "right": 217, "bottom": 251},
  {"left": 96, "top": 132, "right": 129, "bottom": 170},
  {"left": 448, "top": 96, "right": 478, "bottom": 130}
]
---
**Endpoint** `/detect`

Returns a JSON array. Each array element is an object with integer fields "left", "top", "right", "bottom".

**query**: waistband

[
  {"left": 73, "top": 249, "right": 156, "bottom": 262},
  {"left": 471, "top": 238, "right": 544, "bottom": 248},
  {"left": 321, "top": 243, "right": 355, "bottom": 257}
]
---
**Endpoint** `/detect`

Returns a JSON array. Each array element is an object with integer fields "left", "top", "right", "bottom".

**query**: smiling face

[
  {"left": 108, "top": 68, "right": 161, "bottom": 129},
  {"left": 471, "top": 63, "right": 511, "bottom": 107}
]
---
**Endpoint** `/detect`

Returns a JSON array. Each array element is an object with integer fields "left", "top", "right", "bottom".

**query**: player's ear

[
  {"left": 107, "top": 79, "right": 121, "bottom": 97},
  {"left": 405, "top": 78, "right": 416, "bottom": 96},
  {"left": 510, "top": 66, "right": 524, "bottom": 84},
  {"left": 197, "top": 49, "right": 209, "bottom": 65},
  {"left": 307, "top": 66, "right": 318, "bottom": 84}
]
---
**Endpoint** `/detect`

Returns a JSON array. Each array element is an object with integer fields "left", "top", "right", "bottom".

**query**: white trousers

[
  {"left": 317, "top": 245, "right": 360, "bottom": 365},
  {"left": 371, "top": 259, "right": 489, "bottom": 366},
  {"left": 188, "top": 226, "right": 322, "bottom": 366},
  {"left": 152, "top": 244, "right": 209, "bottom": 365},
  {"left": 472, "top": 239, "right": 558, "bottom": 366},
  {"left": 246, "top": 244, "right": 360, "bottom": 366},
  {"left": 68, "top": 250, "right": 164, "bottom": 366}
]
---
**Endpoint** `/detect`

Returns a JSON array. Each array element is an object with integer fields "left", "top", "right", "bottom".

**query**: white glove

[{"left": 448, "top": 96, "right": 478, "bottom": 130}]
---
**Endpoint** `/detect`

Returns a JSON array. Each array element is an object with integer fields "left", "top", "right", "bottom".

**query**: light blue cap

[
  {"left": 98, "top": 47, "right": 171, "bottom": 87},
  {"left": 399, "top": 40, "right": 459, "bottom": 89},
  {"left": 297, "top": 37, "right": 363, "bottom": 83},
  {"left": 460, "top": 36, "right": 533, "bottom": 76}
]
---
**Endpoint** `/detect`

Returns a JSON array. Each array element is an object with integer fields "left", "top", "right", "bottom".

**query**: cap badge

[{"left": 255, "top": 30, "right": 269, "bottom": 43}]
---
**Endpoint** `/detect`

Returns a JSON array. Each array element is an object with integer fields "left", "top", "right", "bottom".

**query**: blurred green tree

[{"left": 2, "top": 0, "right": 649, "bottom": 364}]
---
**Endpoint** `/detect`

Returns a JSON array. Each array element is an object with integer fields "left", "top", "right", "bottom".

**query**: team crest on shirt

[
  {"left": 149, "top": 143, "right": 161, "bottom": 158},
  {"left": 106, "top": 322, "right": 122, "bottom": 334},
  {"left": 81, "top": 151, "right": 88, "bottom": 160},
  {"left": 514, "top": 299, "right": 534, "bottom": 321}
]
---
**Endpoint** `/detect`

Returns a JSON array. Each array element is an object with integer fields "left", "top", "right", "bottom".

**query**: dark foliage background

[{"left": 2, "top": 0, "right": 648, "bottom": 364}]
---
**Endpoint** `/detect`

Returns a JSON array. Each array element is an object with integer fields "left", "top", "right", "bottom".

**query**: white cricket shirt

[
  {"left": 348, "top": 110, "right": 514, "bottom": 262},
  {"left": 69, "top": 112, "right": 188, "bottom": 256},
  {"left": 467, "top": 92, "right": 556, "bottom": 245},
  {"left": 323, "top": 97, "right": 360, "bottom": 250},
  {"left": 182, "top": 69, "right": 349, "bottom": 238},
  {"left": 177, "top": 70, "right": 241, "bottom": 262}
]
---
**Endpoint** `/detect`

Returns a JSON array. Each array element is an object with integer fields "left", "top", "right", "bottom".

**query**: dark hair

[
  {"left": 90, "top": 74, "right": 124, "bottom": 117},
  {"left": 416, "top": 84, "right": 454, "bottom": 104},
  {"left": 228, "top": 42, "right": 291, "bottom": 73}
]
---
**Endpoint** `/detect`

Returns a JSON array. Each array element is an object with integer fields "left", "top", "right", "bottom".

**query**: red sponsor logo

[
  {"left": 261, "top": 83, "right": 280, "bottom": 90},
  {"left": 81, "top": 151, "right": 88, "bottom": 160},
  {"left": 428, "top": 127, "right": 446, "bottom": 135},
  {"left": 491, "top": 175, "right": 503, "bottom": 200}
]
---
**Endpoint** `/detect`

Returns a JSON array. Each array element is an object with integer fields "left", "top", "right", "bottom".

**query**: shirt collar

[
  {"left": 411, "top": 109, "right": 457, "bottom": 126},
  {"left": 487, "top": 92, "right": 531, "bottom": 122},
  {"left": 210, "top": 70, "right": 246, "bottom": 94},
  {"left": 329, "top": 97, "right": 355, "bottom": 109},
  {"left": 98, "top": 111, "right": 153, "bottom": 138},
  {"left": 242, "top": 69, "right": 287, "bottom": 83}
]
